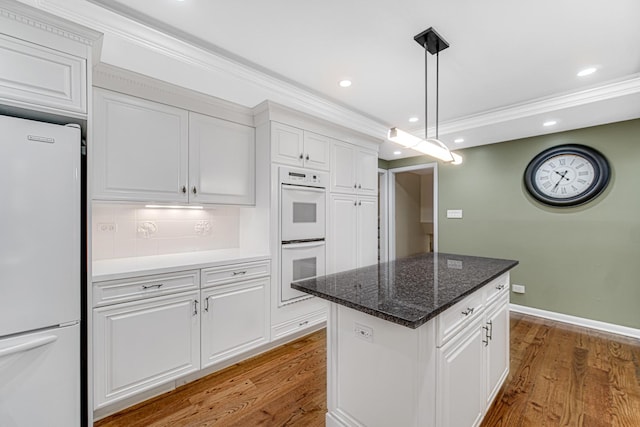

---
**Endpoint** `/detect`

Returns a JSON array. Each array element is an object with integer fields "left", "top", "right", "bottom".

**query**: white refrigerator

[{"left": 0, "top": 115, "right": 81, "bottom": 426}]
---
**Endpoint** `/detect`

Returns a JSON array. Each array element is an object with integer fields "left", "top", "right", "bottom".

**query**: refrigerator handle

[{"left": 0, "top": 335, "right": 57, "bottom": 358}]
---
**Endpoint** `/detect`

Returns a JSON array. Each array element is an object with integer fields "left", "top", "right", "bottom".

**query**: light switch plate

[{"left": 447, "top": 209, "right": 463, "bottom": 219}]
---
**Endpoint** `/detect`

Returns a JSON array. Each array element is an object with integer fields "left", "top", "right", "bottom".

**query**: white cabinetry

[
  {"left": 271, "top": 121, "right": 330, "bottom": 171},
  {"left": 330, "top": 141, "right": 378, "bottom": 195},
  {"left": 0, "top": 34, "right": 86, "bottom": 115},
  {"left": 93, "top": 89, "right": 255, "bottom": 205},
  {"left": 189, "top": 112, "right": 255, "bottom": 205},
  {"left": 435, "top": 273, "right": 511, "bottom": 427},
  {"left": 200, "top": 261, "right": 270, "bottom": 368},
  {"left": 328, "top": 194, "right": 378, "bottom": 273},
  {"left": 92, "top": 89, "right": 189, "bottom": 203},
  {"left": 93, "top": 289, "right": 200, "bottom": 409}
]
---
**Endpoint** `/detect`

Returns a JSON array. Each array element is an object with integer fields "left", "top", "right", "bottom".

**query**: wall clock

[{"left": 524, "top": 144, "right": 610, "bottom": 207}]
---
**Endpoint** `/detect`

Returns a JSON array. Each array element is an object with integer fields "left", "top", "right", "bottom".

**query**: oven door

[
  {"left": 280, "top": 240, "right": 326, "bottom": 305},
  {"left": 281, "top": 185, "right": 326, "bottom": 242}
]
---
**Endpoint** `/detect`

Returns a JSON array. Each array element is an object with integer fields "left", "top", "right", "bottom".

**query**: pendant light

[{"left": 388, "top": 27, "right": 462, "bottom": 165}]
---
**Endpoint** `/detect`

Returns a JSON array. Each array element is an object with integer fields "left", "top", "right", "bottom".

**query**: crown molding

[
  {"left": 427, "top": 74, "right": 640, "bottom": 137},
  {"left": 1, "top": 0, "right": 100, "bottom": 46}
]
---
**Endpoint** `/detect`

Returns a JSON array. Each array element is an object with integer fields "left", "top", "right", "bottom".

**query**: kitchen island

[{"left": 292, "top": 252, "right": 518, "bottom": 427}]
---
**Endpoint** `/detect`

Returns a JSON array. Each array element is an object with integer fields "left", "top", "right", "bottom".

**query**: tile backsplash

[{"left": 92, "top": 204, "right": 240, "bottom": 260}]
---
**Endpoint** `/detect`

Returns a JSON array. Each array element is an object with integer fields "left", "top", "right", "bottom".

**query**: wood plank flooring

[{"left": 95, "top": 313, "right": 640, "bottom": 427}]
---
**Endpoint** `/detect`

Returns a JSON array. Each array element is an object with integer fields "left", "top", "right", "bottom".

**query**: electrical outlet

[
  {"left": 97, "top": 223, "right": 117, "bottom": 233},
  {"left": 354, "top": 322, "right": 373, "bottom": 343},
  {"left": 512, "top": 284, "right": 525, "bottom": 294}
]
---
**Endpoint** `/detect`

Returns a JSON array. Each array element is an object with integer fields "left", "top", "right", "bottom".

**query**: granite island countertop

[{"left": 292, "top": 252, "right": 518, "bottom": 329}]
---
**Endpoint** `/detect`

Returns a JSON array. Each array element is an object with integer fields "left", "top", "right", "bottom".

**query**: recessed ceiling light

[
  {"left": 408, "top": 117, "right": 419, "bottom": 123},
  {"left": 454, "top": 138, "right": 464, "bottom": 144},
  {"left": 543, "top": 120, "right": 557, "bottom": 127},
  {"left": 393, "top": 151, "right": 402, "bottom": 155},
  {"left": 577, "top": 67, "right": 597, "bottom": 77},
  {"left": 339, "top": 80, "right": 352, "bottom": 88}
]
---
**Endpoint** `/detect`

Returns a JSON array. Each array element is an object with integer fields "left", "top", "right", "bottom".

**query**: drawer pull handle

[
  {"left": 232, "top": 271, "right": 247, "bottom": 276},
  {"left": 142, "top": 283, "right": 163, "bottom": 290},
  {"left": 204, "top": 296, "right": 210, "bottom": 312},
  {"left": 299, "top": 320, "right": 309, "bottom": 327},
  {"left": 461, "top": 307, "right": 475, "bottom": 316},
  {"left": 193, "top": 300, "right": 198, "bottom": 316},
  {"left": 487, "top": 320, "right": 493, "bottom": 340},
  {"left": 496, "top": 284, "right": 505, "bottom": 290}
]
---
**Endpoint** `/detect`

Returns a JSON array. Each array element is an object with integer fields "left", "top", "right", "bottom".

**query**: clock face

[{"left": 524, "top": 145, "right": 610, "bottom": 207}]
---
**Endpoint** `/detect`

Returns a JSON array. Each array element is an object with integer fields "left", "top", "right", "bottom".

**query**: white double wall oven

[{"left": 279, "top": 167, "right": 327, "bottom": 305}]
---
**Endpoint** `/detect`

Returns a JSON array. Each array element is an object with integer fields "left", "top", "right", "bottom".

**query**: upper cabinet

[
  {"left": 189, "top": 112, "right": 255, "bottom": 205},
  {"left": 330, "top": 141, "right": 378, "bottom": 195},
  {"left": 0, "top": 34, "right": 86, "bottom": 115},
  {"left": 271, "top": 121, "right": 330, "bottom": 171},
  {"left": 0, "top": 2, "right": 100, "bottom": 118},
  {"left": 92, "top": 89, "right": 255, "bottom": 206}
]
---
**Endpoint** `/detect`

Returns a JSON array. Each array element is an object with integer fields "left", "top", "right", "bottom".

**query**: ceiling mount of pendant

[{"left": 413, "top": 27, "right": 449, "bottom": 54}]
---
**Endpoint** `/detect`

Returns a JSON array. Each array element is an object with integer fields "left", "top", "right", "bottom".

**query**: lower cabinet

[
  {"left": 435, "top": 275, "right": 511, "bottom": 427},
  {"left": 93, "top": 290, "right": 200, "bottom": 409},
  {"left": 201, "top": 277, "right": 269, "bottom": 368},
  {"left": 436, "top": 317, "right": 486, "bottom": 427},
  {"left": 485, "top": 293, "right": 510, "bottom": 405}
]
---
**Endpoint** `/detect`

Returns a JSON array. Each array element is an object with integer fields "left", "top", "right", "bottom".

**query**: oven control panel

[{"left": 279, "top": 166, "right": 327, "bottom": 188}]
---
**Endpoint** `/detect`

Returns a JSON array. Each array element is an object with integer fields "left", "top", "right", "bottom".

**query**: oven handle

[
  {"left": 281, "top": 183, "right": 326, "bottom": 192},
  {"left": 281, "top": 240, "right": 326, "bottom": 249}
]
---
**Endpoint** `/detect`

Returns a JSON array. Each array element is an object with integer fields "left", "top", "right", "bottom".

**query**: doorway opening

[{"left": 388, "top": 163, "right": 438, "bottom": 261}]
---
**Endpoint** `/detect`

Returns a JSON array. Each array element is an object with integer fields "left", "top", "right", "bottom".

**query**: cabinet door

[
  {"left": 436, "top": 318, "right": 485, "bottom": 427},
  {"left": 329, "top": 194, "right": 358, "bottom": 273},
  {"left": 189, "top": 112, "right": 255, "bottom": 205},
  {"left": 93, "top": 291, "right": 200, "bottom": 409},
  {"left": 485, "top": 296, "right": 510, "bottom": 406},
  {"left": 0, "top": 33, "right": 86, "bottom": 114},
  {"left": 357, "top": 196, "right": 378, "bottom": 268},
  {"left": 357, "top": 149, "right": 379, "bottom": 195},
  {"left": 93, "top": 89, "right": 189, "bottom": 202},
  {"left": 271, "top": 122, "right": 304, "bottom": 166},
  {"left": 303, "top": 131, "right": 330, "bottom": 171},
  {"left": 331, "top": 142, "right": 356, "bottom": 194},
  {"left": 201, "top": 278, "right": 268, "bottom": 368}
]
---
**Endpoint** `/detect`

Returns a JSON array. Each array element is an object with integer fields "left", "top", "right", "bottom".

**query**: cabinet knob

[
  {"left": 354, "top": 183, "right": 357, "bottom": 188},
  {"left": 299, "top": 153, "right": 304, "bottom": 160},
  {"left": 358, "top": 201, "right": 362, "bottom": 206},
  {"left": 358, "top": 184, "right": 361, "bottom": 189},
  {"left": 192, "top": 186, "right": 197, "bottom": 195},
  {"left": 305, "top": 154, "right": 309, "bottom": 161},
  {"left": 181, "top": 186, "right": 187, "bottom": 194},
  {"left": 354, "top": 201, "right": 357, "bottom": 206}
]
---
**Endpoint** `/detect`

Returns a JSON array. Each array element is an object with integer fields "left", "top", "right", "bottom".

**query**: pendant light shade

[{"left": 388, "top": 27, "right": 462, "bottom": 165}]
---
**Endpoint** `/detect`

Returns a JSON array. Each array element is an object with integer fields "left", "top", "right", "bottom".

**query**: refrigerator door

[
  {"left": 0, "top": 323, "right": 80, "bottom": 427},
  {"left": 0, "top": 115, "right": 80, "bottom": 337}
]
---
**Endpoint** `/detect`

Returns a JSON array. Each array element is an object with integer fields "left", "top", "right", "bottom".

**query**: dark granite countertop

[{"left": 292, "top": 252, "right": 518, "bottom": 329}]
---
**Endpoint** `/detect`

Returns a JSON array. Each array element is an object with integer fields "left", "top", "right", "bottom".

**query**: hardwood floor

[{"left": 95, "top": 313, "right": 640, "bottom": 427}]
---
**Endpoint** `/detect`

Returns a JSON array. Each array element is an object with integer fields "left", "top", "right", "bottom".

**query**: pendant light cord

[
  {"left": 436, "top": 50, "right": 439, "bottom": 140},
  {"left": 424, "top": 42, "right": 428, "bottom": 140}
]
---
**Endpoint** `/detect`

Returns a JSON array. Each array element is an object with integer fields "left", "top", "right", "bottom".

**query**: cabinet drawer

[
  {"left": 437, "top": 290, "right": 484, "bottom": 346},
  {"left": 93, "top": 270, "right": 199, "bottom": 307},
  {"left": 484, "top": 273, "right": 509, "bottom": 307},
  {"left": 0, "top": 34, "right": 86, "bottom": 114},
  {"left": 201, "top": 260, "right": 270, "bottom": 287},
  {"left": 271, "top": 309, "right": 327, "bottom": 341}
]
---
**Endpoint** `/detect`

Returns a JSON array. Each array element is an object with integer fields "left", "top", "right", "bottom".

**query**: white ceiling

[{"left": 89, "top": 0, "right": 640, "bottom": 160}]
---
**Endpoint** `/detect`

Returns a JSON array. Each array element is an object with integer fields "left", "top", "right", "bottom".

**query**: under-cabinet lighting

[
  {"left": 409, "top": 117, "right": 419, "bottom": 123},
  {"left": 393, "top": 150, "right": 402, "bottom": 155},
  {"left": 543, "top": 120, "right": 557, "bottom": 127},
  {"left": 339, "top": 80, "right": 352, "bottom": 87},
  {"left": 144, "top": 205, "right": 204, "bottom": 210},
  {"left": 454, "top": 138, "right": 464, "bottom": 144},
  {"left": 577, "top": 67, "right": 597, "bottom": 77}
]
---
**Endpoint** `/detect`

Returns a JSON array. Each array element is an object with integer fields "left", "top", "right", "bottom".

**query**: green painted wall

[
  {"left": 389, "top": 119, "right": 640, "bottom": 329},
  {"left": 378, "top": 158, "right": 390, "bottom": 169}
]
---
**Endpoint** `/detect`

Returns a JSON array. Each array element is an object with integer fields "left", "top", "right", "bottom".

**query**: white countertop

[{"left": 92, "top": 249, "right": 271, "bottom": 282}]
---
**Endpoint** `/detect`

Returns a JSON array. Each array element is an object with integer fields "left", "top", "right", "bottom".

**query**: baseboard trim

[{"left": 510, "top": 304, "right": 640, "bottom": 340}]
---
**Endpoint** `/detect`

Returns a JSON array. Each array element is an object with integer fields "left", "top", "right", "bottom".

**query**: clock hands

[{"left": 553, "top": 170, "right": 570, "bottom": 190}]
